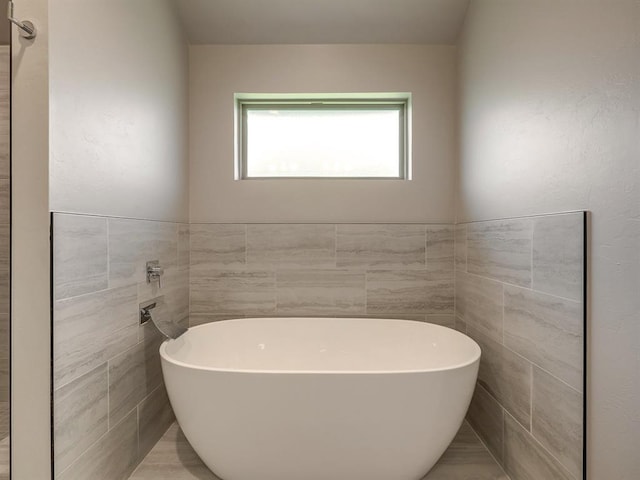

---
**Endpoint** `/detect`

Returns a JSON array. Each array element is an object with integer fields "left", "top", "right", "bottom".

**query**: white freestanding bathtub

[{"left": 160, "top": 318, "right": 481, "bottom": 480}]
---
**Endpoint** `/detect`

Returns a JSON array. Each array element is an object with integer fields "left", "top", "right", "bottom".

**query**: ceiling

[{"left": 174, "top": 0, "right": 470, "bottom": 45}]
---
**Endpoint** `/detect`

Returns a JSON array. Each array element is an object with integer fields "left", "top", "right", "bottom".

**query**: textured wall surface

[
  {"left": 0, "top": 46, "right": 8, "bottom": 412},
  {"left": 49, "top": 0, "right": 189, "bottom": 222},
  {"left": 0, "top": 46, "right": 8, "bottom": 474},
  {"left": 458, "top": 2, "right": 640, "bottom": 478},
  {"left": 456, "top": 212, "right": 585, "bottom": 480},
  {"left": 52, "top": 213, "right": 189, "bottom": 479},
  {"left": 11, "top": 0, "right": 52, "bottom": 475},
  {"left": 189, "top": 45, "right": 457, "bottom": 223},
  {"left": 189, "top": 223, "right": 454, "bottom": 326}
]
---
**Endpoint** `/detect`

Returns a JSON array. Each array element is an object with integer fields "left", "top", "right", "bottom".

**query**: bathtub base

[{"left": 164, "top": 368, "right": 477, "bottom": 480}]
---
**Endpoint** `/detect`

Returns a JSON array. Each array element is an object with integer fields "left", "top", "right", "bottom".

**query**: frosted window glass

[{"left": 244, "top": 107, "right": 403, "bottom": 178}]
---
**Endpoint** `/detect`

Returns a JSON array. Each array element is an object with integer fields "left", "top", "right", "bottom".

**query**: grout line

[
  {"left": 457, "top": 210, "right": 585, "bottom": 225},
  {"left": 424, "top": 224, "right": 428, "bottom": 271},
  {"left": 502, "top": 341, "right": 583, "bottom": 395},
  {"left": 49, "top": 210, "right": 187, "bottom": 225},
  {"left": 502, "top": 405, "right": 506, "bottom": 471},
  {"left": 465, "top": 418, "right": 511, "bottom": 479},
  {"left": 464, "top": 224, "right": 468, "bottom": 273},
  {"left": 187, "top": 226, "right": 191, "bottom": 328},
  {"left": 530, "top": 363, "right": 534, "bottom": 432},
  {"left": 56, "top": 406, "right": 138, "bottom": 478},
  {"left": 136, "top": 406, "right": 140, "bottom": 463},
  {"left": 504, "top": 409, "right": 578, "bottom": 479},
  {"left": 244, "top": 224, "right": 248, "bottom": 265},
  {"left": 106, "top": 218, "right": 111, "bottom": 289},
  {"left": 55, "top": 274, "right": 146, "bottom": 304},
  {"left": 502, "top": 284, "right": 505, "bottom": 345},
  {"left": 54, "top": 361, "right": 110, "bottom": 398},
  {"left": 530, "top": 218, "right": 534, "bottom": 289},
  {"left": 107, "top": 361, "right": 110, "bottom": 430},
  {"left": 463, "top": 270, "right": 580, "bottom": 304},
  {"left": 334, "top": 224, "right": 338, "bottom": 268}
]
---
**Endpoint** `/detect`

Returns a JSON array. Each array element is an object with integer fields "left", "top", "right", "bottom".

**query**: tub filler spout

[{"left": 140, "top": 300, "right": 187, "bottom": 340}]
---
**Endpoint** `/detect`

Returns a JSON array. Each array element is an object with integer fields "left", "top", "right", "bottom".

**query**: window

[{"left": 236, "top": 94, "right": 410, "bottom": 179}]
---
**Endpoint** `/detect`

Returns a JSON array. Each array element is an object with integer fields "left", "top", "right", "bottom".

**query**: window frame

[{"left": 235, "top": 95, "right": 411, "bottom": 180}]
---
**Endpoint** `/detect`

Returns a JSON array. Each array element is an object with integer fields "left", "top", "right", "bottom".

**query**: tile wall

[
  {"left": 51, "top": 215, "right": 585, "bottom": 480},
  {"left": 455, "top": 212, "right": 585, "bottom": 480},
  {"left": 189, "top": 224, "right": 455, "bottom": 326},
  {"left": 52, "top": 213, "right": 189, "bottom": 479}
]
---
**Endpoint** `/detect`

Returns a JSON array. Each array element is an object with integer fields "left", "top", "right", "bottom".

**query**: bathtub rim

[{"left": 159, "top": 317, "right": 481, "bottom": 375}]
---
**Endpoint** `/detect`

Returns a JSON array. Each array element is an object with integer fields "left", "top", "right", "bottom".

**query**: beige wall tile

[
  {"left": 366, "top": 270, "right": 429, "bottom": 314},
  {"left": 58, "top": 410, "right": 138, "bottom": 480},
  {"left": 54, "top": 214, "right": 108, "bottom": 300},
  {"left": 467, "top": 219, "right": 532, "bottom": 287},
  {"left": 532, "top": 367, "right": 583, "bottom": 478},
  {"left": 160, "top": 268, "right": 190, "bottom": 323},
  {"left": 190, "top": 224, "right": 245, "bottom": 270},
  {"left": 248, "top": 224, "right": 335, "bottom": 268},
  {"left": 468, "top": 327, "right": 531, "bottom": 429},
  {"left": 189, "top": 314, "right": 244, "bottom": 327},
  {"left": 456, "top": 271, "right": 503, "bottom": 342},
  {"left": 425, "top": 314, "right": 456, "bottom": 328},
  {"left": 533, "top": 213, "right": 584, "bottom": 301},
  {"left": 108, "top": 332, "right": 163, "bottom": 427},
  {"left": 138, "top": 386, "right": 175, "bottom": 460},
  {"left": 337, "top": 224, "right": 425, "bottom": 269},
  {"left": 191, "top": 270, "right": 276, "bottom": 315},
  {"left": 276, "top": 269, "right": 366, "bottom": 315},
  {"left": 454, "top": 224, "right": 467, "bottom": 272},
  {"left": 425, "top": 271, "right": 455, "bottom": 314},
  {"left": 54, "top": 285, "right": 139, "bottom": 388},
  {"left": 467, "top": 384, "right": 504, "bottom": 463},
  {"left": 504, "top": 414, "right": 574, "bottom": 480},
  {"left": 54, "top": 364, "right": 108, "bottom": 474},
  {"left": 367, "top": 269, "right": 454, "bottom": 315},
  {"left": 427, "top": 225, "right": 454, "bottom": 276},
  {"left": 454, "top": 316, "right": 467, "bottom": 334},
  {"left": 177, "top": 224, "right": 190, "bottom": 269},
  {"left": 109, "top": 218, "right": 177, "bottom": 288},
  {"left": 504, "top": 285, "right": 583, "bottom": 392}
]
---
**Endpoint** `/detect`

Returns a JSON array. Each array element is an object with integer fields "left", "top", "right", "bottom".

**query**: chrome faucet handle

[{"left": 146, "top": 261, "right": 164, "bottom": 288}]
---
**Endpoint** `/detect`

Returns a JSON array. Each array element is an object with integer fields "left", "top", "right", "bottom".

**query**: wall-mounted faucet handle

[{"left": 146, "top": 260, "right": 164, "bottom": 288}]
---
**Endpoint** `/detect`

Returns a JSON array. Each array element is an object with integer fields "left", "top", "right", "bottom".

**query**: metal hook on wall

[{"left": 7, "top": 1, "right": 36, "bottom": 40}]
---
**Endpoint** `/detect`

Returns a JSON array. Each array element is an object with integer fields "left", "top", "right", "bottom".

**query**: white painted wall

[
  {"left": 49, "top": 0, "right": 189, "bottom": 222},
  {"left": 190, "top": 45, "right": 457, "bottom": 223},
  {"left": 11, "top": 0, "right": 51, "bottom": 476},
  {"left": 458, "top": 1, "right": 640, "bottom": 478}
]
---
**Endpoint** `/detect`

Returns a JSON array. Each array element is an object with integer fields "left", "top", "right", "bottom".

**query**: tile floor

[{"left": 130, "top": 421, "right": 509, "bottom": 480}]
